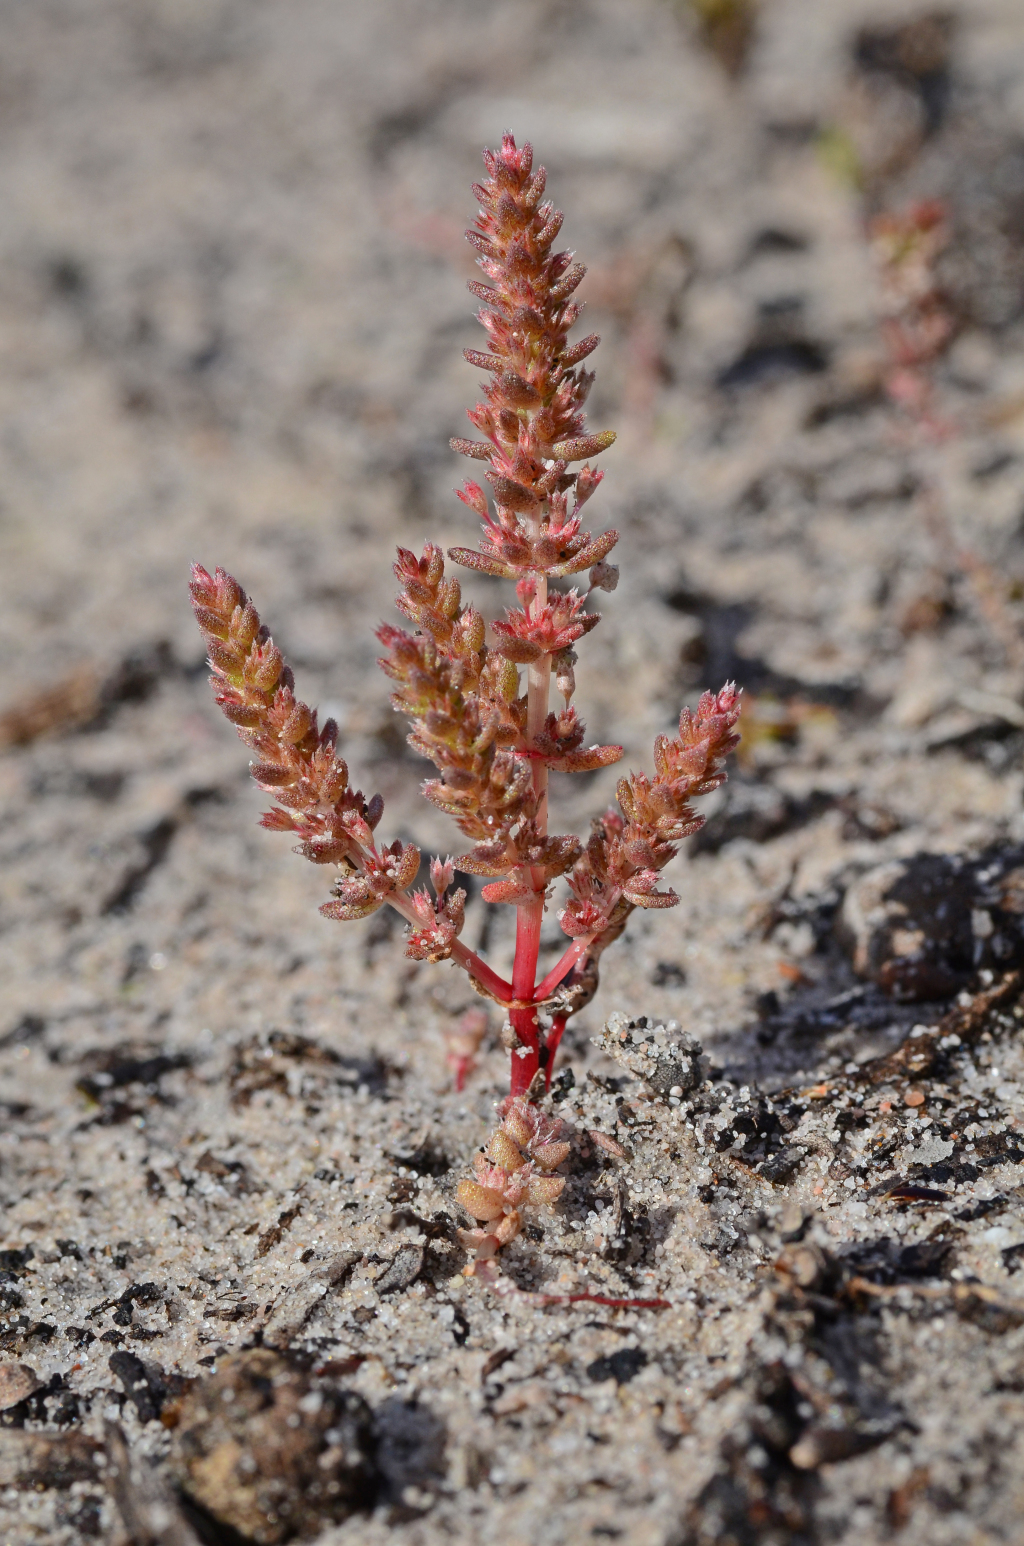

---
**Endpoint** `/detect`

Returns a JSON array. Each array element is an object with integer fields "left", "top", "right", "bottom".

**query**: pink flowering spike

[
  {"left": 189, "top": 564, "right": 412, "bottom": 930},
  {"left": 446, "top": 134, "right": 618, "bottom": 609}
]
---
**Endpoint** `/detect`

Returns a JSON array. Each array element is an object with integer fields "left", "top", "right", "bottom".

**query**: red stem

[
  {"left": 450, "top": 940, "right": 514, "bottom": 1003},
  {"left": 384, "top": 893, "right": 513, "bottom": 1003},
  {"left": 507, "top": 553, "right": 553, "bottom": 1099},
  {"left": 532, "top": 936, "right": 589, "bottom": 1002},
  {"left": 509, "top": 896, "right": 543, "bottom": 1096}
]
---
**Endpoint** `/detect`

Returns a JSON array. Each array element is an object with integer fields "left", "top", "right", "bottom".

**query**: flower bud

[
  {"left": 231, "top": 601, "right": 260, "bottom": 650},
  {"left": 430, "top": 856, "right": 455, "bottom": 898},
  {"left": 489, "top": 475, "right": 538, "bottom": 514},
  {"left": 250, "top": 645, "right": 283, "bottom": 693},
  {"left": 281, "top": 701, "right": 313, "bottom": 744},
  {"left": 394, "top": 844, "right": 422, "bottom": 890}
]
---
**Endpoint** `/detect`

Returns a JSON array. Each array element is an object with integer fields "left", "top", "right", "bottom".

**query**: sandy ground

[{"left": 5, "top": 1, "right": 1024, "bottom": 1541}]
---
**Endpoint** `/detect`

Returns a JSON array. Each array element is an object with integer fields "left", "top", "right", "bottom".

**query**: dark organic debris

[
  {"left": 857, "top": 970, "right": 1021, "bottom": 1088},
  {"left": 387, "top": 1141, "right": 451, "bottom": 1178},
  {"left": 677, "top": 1347, "right": 897, "bottom": 1546},
  {"left": 839, "top": 1230, "right": 958, "bottom": 1286},
  {"left": 687, "top": 1084, "right": 807, "bottom": 1184},
  {"left": 774, "top": 971, "right": 1023, "bottom": 1113},
  {"left": 382, "top": 1208, "right": 456, "bottom": 1241},
  {"left": 953, "top": 1281, "right": 1024, "bottom": 1334},
  {"left": 0, "top": 641, "right": 177, "bottom": 750},
  {"left": 840, "top": 848, "right": 1024, "bottom": 1001},
  {"left": 98, "top": 783, "right": 228, "bottom": 915},
  {"left": 373, "top": 1244, "right": 425, "bottom": 1295},
  {"left": 102, "top": 815, "right": 179, "bottom": 914},
  {"left": 746, "top": 227, "right": 810, "bottom": 258},
  {"left": 0, "top": 1248, "right": 34, "bottom": 1276},
  {"left": 75, "top": 1045, "right": 190, "bottom": 1126},
  {"left": 256, "top": 1205, "right": 303, "bottom": 1258},
  {"left": 2, "top": 1369, "right": 81, "bottom": 1429},
  {"left": 598, "top": 1175, "right": 651, "bottom": 1267},
  {"left": 883, "top": 1183, "right": 952, "bottom": 1204},
  {"left": 261, "top": 1253, "right": 361, "bottom": 1350},
  {"left": 229, "top": 1030, "right": 388, "bottom": 1106},
  {"left": 0, "top": 1366, "right": 80, "bottom": 1422},
  {"left": 683, "top": 0, "right": 757, "bottom": 78},
  {"left": 585, "top": 1347, "right": 648, "bottom": 1385},
  {"left": 170, "top": 1348, "right": 377, "bottom": 1543},
  {"left": 88, "top": 1280, "right": 163, "bottom": 1333},
  {"left": 109, "top": 1350, "right": 192, "bottom": 1425},
  {"left": 650, "top": 960, "right": 687, "bottom": 988},
  {"left": 759, "top": 1147, "right": 806, "bottom": 1183},
  {"left": 956, "top": 1195, "right": 1009, "bottom": 1222},
  {"left": 0, "top": 1430, "right": 103, "bottom": 1489},
  {"left": 104, "top": 1421, "right": 201, "bottom": 1546},
  {"left": 374, "top": 1396, "right": 447, "bottom": 1511},
  {"left": 718, "top": 337, "right": 828, "bottom": 389},
  {"left": 0, "top": 1014, "right": 46, "bottom": 1052},
  {"left": 0, "top": 668, "right": 102, "bottom": 749},
  {"left": 661, "top": 585, "right": 872, "bottom": 730},
  {"left": 855, "top": 12, "right": 956, "bottom": 137},
  {"left": 190, "top": 1149, "right": 259, "bottom": 1201}
]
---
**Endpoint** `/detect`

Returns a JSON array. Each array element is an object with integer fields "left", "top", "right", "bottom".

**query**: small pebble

[{"left": 0, "top": 1362, "right": 40, "bottom": 1411}]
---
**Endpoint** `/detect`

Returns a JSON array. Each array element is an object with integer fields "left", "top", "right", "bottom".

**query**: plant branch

[
  {"left": 532, "top": 934, "right": 593, "bottom": 1002},
  {"left": 383, "top": 890, "right": 513, "bottom": 1002}
]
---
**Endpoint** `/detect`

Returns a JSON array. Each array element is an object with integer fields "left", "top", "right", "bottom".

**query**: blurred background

[{"left": 3, "top": 0, "right": 1024, "bottom": 1074}]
